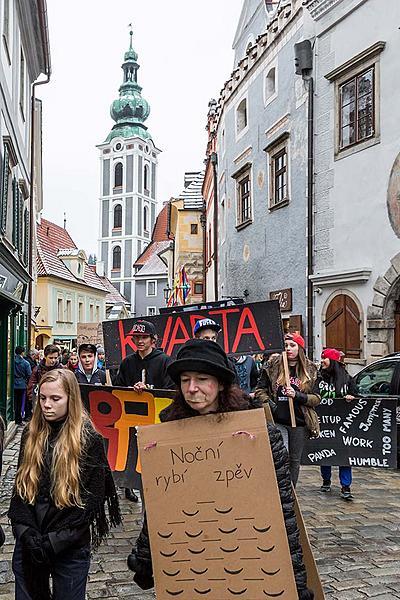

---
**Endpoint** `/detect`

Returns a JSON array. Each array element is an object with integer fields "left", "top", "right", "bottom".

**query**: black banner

[
  {"left": 80, "top": 384, "right": 175, "bottom": 488},
  {"left": 302, "top": 397, "right": 397, "bottom": 468},
  {"left": 102, "top": 300, "right": 284, "bottom": 369}
]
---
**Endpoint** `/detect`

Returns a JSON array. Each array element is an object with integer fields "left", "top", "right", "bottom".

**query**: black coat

[
  {"left": 115, "top": 348, "right": 175, "bottom": 389},
  {"left": 75, "top": 368, "right": 106, "bottom": 385},
  {"left": 128, "top": 407, "right": 314, "bottom": 599}
]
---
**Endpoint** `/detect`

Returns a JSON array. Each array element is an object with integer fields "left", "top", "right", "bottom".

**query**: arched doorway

[{"left": 325, "top": 293, "right": 362, "bottom": 358}]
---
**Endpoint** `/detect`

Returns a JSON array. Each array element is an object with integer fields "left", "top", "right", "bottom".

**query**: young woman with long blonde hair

[
  {"left": 256, "top": 333, "right": 321, "bottom": 486},
  {"left": 8, "top": 368, "right": 121, "bottom": 600}
]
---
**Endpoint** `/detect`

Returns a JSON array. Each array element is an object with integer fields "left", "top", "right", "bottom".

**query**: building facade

[
  {"left": 307, "top": 0, "right": 400, "bottom": 370},
  {"left": 0, "top": 0, "right": 50, "bottom": 422},
  {"left": 97, "top": 30, "right": 160, "bottom": 312},
  {"left": 35, "top": 218, "right": 108, "bottom": 349},
  {"left": 206, "top": 0, "right": 312, "bottom": 341}
]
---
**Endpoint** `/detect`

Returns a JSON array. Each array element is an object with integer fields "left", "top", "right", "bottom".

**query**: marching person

[
  {"left": 25, "top": 349, "right": 40, "bottom": 372},
  {"left": 14, "top": 347, "right": 32, "bottom": 425},
  {"left": 127, "top": 339, "right": 314, "bottom": 599},
  {"left": 115, "top": 320, "right": 174, "bottom": 391},
  {"left": 8, "top": 369, "right": 121, "bottom": 600},
  {"left": 66, "top": 351, "right": 79, "bottom": 373},
  {"left": 255, "top": 333, "right": 320, "bottom": 486},
  {"left": 193, "top": 318, "right": 240, "bottom": 386},
  {"left": 75, "top": 344, "right": 106, "bottom": 385},
  {"left": 231, "top": 354, "right": 259, "bottom": 395},
  {"left": 96, "top": 347, "right": 106, "bottom": 372},
  {"left": 318, "top": 348, "right": 358, "bottom": 500},
  {"left": 27, "top": 344, "right": 61, "bottom": 412},
  {"left": 115, "top": 320, "right": 174, "bottom": 502}
]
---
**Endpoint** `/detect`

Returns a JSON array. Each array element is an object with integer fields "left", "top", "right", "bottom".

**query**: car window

[{"left": 354, "top": 360, "right": 397, "bottom": 395}]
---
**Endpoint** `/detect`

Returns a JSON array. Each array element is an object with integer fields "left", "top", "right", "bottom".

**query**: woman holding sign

[
  {"left": 318, "top": 348, "right": 358, "bottom": 500},
  {"left": 128, "top": 339, "right": 314, "bottom": 599},
  {"left": 255, "top": 333, "right": 321, "bottom": 486},
  {"left": 8, "top": 369, "right": 121, "bottom": 600}
]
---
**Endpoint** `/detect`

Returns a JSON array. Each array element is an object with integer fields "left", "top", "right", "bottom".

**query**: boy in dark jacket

[
  {"left": 115, "top": 320, "right": 174, "bottom": 391},
  {"left": 14, "top": 347, "right": 32, "bottom": 425},
  {"left": 27, "top": 344, "right": 61, "bottom": 405},
  {"left": 75, "top": 344, "right": 106, "bottom": 385}
]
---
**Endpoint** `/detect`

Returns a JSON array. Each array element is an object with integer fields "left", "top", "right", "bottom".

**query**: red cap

[
  {"left": 285, "top": 333, "right": 305, "bottom": 349},
  {"left": 321, "top": 348, "right": 341, "bottom": 362}
]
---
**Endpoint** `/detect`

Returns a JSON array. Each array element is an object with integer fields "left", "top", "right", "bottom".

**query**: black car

[{"left": 354, "top": 354, "right": 400, "bottom": 465}]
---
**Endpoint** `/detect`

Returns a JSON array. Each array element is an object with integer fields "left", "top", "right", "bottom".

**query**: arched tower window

[
  {"left": 112, "top": 245, "right": 121, "bottom": 270},
  {"left": 143, "top": 206, "right": 149, "bottom": 232},
  {"left": 265, "top": 67, "right": 276, "bottom": 102},
  {"left": 114, "top": 163, "right": 123, "bottom": 188},
  {"left": 113, "top": 204, "right": 122, "bottom": 228},
  {"left": 236, "top": 98, "right": 247, "bottom": 134},
  {"left": 325, "top": 294, "right": 361, "bottom": 358},
  {"left": 144, "top": 164, "right": 150, "bottom": 191}
]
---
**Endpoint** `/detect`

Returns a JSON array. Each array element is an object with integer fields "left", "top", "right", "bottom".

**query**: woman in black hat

[{"left": 127, "top": 339, "right": 314, "bottom": 600}]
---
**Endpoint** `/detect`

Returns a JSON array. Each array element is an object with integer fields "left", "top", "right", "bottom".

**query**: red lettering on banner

[
  {"left": 161, "top": 316, "right": 173, "bottom": 352},
  {"left": 209, "top": 308, "right": 240, "bottom": 353},
  {"left": 119, "top": 320, "right": 136, "bottom": 360},
  {"left": 231, "top": 307, "right": 265, "bottom": 353},
  {"left": 167, "top": 317, "right": 191, "bottom": 355},
  {"left": 89, "top": 390, "right": 122, "bottom": 470}
]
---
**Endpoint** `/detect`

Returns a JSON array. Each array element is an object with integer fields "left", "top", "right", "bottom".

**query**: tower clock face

[{"left": 115, "top": 142, "right": 122, "bottom": 151}]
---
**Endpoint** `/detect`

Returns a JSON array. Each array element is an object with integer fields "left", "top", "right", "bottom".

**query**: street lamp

[{"left": 163, "top": 283, "right": 171, "bottom": 304}]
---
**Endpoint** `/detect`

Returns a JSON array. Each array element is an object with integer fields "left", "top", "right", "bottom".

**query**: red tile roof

[
  {"left": 88, "top": 266, "right": 129, "bottom": 306},
  {"left": 135, "top": 203, "right": 171, "bottom": 267},
  {"left": 37, "top": 218, "right": 107, "bottom": 293}
]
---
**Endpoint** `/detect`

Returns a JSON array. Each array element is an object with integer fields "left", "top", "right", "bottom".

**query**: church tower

[{"left": 97, "top": 29, "right": 160, "bottom": 312}]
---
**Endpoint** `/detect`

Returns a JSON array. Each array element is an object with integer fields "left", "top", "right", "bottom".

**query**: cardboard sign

[
  {"left": 138, "top": 409, "right": 298, "bottom": 600},
  {"left": 302, "top": 397, "right": 397, "bottom": 468},
  {"left": 79, "top": 385, "right": 174, "bottom": 488},
  {"left": 77, "top": 322, "right": 104, "bottom": 347},
  {"left": 102, "top": 300, "right": 284, "bottom": 369}
]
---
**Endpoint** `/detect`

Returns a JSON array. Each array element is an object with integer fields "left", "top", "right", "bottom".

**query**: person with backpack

[
  {"left": 318, "top": 348, "right": 358, "bottom": 500},
  {"left": 14, "top": 347, "right": 32, "bottom": 424}
]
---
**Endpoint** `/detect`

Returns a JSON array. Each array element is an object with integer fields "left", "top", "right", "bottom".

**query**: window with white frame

[
  {"left": 236, "top": 98, "right": 248, "bottom": 135},
  {"left": 57, "top": 298, "right": 63, "bottom": 321},
  {"left": 66, "top": 299, "right": 72, "bottom": 322},
  {"left": 89, "top": 303, "right": 94, "bottom": 321},
  {"left": 147, "top": 306, "right": 156, "bottom": 316},
  {"left": 146, "top": 280, "right": 157, "bottom": 297},
  {"left": 112, "top": 245, "right": 121, "bottom": 269},
  {"left": 19, "top": 48, "right": 25, "bottom": 119},
  {"left": 78, "top": 301, "right": 84, "bottom": 322},
  {"left": 114, "top": 162, "right": 123, "bottom": 188},
  {"left": 144, "top": 163, "right": 150, "bottom": 192}
]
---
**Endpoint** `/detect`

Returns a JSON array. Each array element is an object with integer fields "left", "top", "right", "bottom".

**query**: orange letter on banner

[
  {"left": 231, "top": 307, "right": 265, "bottom": 353},
  {"left": 209, "top": 308, "right": 240, "bottom": 353},
  {"left": 167, "top": 317, "right": 191, "bottom": 356},
  {"left": 112, "top": 390, "right": 156, "bottom": 471},
  {"left": 89, "top": 390, "right": 122, "bottom": 470}
]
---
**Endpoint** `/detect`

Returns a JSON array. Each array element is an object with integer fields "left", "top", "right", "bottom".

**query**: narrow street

[{"left": 1, "top": 430, "right": 399, "bottom": 599}]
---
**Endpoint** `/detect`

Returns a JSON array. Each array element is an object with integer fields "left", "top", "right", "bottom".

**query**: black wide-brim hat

[{"left": 167, "top": 339, "right": 236, "bottom": 385}]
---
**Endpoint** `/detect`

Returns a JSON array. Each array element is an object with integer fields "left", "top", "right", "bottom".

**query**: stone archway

[{"left": 366, "top": 252, "right": 400, "bottom": 358}]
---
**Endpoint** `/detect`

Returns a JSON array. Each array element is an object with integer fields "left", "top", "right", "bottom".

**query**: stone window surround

[
  {"left": 147, "top": 306, "right": 157, "bottom": 316},
  {"left": 235, "top": 92, "right": 249, "bottom": 141},
  {"left": 231, "top": 161, "right": 253, "bottom": 231},
  {"left": 264, "top": 60, "right": 278, "bottom": 107},
  {"left": 264, "top": 131, "right": 290, "bottom": 211},
  {"left": 325, "top": 41, "right": 385, "bottom": 161}
]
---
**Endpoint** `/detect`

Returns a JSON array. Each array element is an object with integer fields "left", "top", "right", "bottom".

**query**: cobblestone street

[{"left": 1, "top": 429, "right": 399, "bottom": 599}]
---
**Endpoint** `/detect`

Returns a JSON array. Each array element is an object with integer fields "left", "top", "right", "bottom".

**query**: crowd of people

[{"left": 4, "top": 318, "right": 359, "bottom": 599}]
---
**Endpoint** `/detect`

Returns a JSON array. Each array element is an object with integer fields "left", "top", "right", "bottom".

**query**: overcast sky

[{"left": 38, "top": 0, "right": 243, "bottom": 256}]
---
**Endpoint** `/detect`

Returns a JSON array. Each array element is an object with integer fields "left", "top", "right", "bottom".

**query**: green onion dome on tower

[{"left": 105, "top": 29, "right": 152, "bottom": 143}]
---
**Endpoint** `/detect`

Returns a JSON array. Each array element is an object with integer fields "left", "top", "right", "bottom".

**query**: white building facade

[
  {"left": 97, "top": 31, "right": 160, "bottom": 311},
  {"left": 307, "top": 0, "right": 400, "bottom": 369}
]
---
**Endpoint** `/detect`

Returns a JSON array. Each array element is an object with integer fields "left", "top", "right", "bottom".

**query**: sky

[{"left": 38, "top": 0, "right": 244, "bottom": 256}]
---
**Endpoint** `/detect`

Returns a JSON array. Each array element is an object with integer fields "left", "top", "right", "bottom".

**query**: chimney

[
  {"left": 96, "top": 260, "right": 105, "bottom": 277},
  {"left": 63, "top": 212, "right": 67, "bottom": 229}
]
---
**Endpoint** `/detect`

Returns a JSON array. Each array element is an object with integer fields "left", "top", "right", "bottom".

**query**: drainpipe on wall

[
  {"left": 210, "top": 152, "right": 218, "bottom": 301},
  {"left": 306, "top": 76, "right": 315, "bottom": 360},
  {"left": 200, "top": 195, "right": 207, "bottom": 302},
  {"left": 27, "top": 0, "right": 51, "bottom": 350}
]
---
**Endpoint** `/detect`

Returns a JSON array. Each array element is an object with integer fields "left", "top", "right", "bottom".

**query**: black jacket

[
  {"left": 115, "top": 348, "right": 174, "bottom": 389},
  {"left": 128, "top": 407, "right": 314, "bottom": 599},
  {"left": 75, "top": 368, "right": 106, "bottom": 385}
]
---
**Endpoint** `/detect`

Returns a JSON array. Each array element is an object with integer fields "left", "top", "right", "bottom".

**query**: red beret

[
  {"left": 285, "top": 333, "right": 305, "bottom": 349},
  {"left": 321, "top": 348, "right": 341, "bottom": 362}
]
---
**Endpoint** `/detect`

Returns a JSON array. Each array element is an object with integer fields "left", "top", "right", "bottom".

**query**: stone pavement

[{"left": 0, "top": 429, "right": 399, "bottom": 599}]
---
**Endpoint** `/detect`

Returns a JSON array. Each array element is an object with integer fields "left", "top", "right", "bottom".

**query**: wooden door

[{"left": 325, "top": 294, "right": 361, "bottom": 358}]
